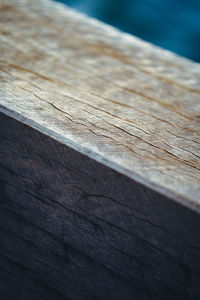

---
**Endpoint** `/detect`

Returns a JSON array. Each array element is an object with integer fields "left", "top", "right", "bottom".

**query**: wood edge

[{"left": 1, "top": 104, "right": 199, "bottom": 215}]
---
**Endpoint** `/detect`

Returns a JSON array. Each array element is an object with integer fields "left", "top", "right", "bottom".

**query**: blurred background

[{"left": 56, "top": 0, "right": 200, "bottom": 63}]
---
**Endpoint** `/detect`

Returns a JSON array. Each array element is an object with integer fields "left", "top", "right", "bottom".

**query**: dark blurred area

[{"left": 56, "top": 0, "right": 200, "bottom": 63}]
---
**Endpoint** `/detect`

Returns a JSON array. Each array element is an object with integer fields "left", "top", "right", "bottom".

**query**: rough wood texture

[
  {"left": 0, "top": 0, "right": 200, "bottom": 299},
  {"left": 0, "top": 0, "right": 200, "bottom": 211},
  {"left": 1, "top": 112, "right": 200, "bottom": 300}
]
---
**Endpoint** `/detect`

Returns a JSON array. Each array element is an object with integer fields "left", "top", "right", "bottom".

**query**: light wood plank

[{"left": 0, "top": 0, "right": 200, "bottom": 211}]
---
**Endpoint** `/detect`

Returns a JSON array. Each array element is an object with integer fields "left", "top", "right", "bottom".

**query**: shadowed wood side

[{"left": 0, "top": 112, "right": 200, "bottom": 300}]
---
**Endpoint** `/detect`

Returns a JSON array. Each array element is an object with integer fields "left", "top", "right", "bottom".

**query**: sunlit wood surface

[{"left": 0, "top": 0, "right": 200, "bottom": 210}]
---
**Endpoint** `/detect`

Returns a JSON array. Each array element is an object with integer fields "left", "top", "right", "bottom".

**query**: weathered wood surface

[
  {"left": 0, "top": 0, "right": 200, "bottom": 210},
  {"left": 1, "top": 112, "right": 200, "bottom": 300},
  {"left": 0, "top": 0, "right": 200, "bottom": 299}
]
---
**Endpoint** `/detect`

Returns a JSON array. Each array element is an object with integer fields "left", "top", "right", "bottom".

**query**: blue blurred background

[{"left": 56, "top": 0, "right": 200, "bottom": 63}]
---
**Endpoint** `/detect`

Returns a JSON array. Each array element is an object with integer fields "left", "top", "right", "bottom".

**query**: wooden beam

[{"left": 0, "top": 0, "right": 200, "bottom": 299}]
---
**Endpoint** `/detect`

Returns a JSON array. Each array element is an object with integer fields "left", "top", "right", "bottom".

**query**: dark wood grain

[{"left": 1, "top": 112, "right": 200, "bottom": 300}]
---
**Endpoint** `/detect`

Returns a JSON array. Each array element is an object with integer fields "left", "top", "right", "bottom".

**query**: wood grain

[
  {"left": 1, "top": 112, "right": 200, "bottom": 300},
  {"left": 0, "top": 0, "right": 200, "bottom": 211},
  {"left": 0, "top": 0, "right": 200, "bottom": 299}
]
